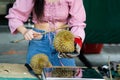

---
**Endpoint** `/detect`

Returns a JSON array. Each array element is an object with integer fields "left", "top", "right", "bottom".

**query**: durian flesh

[
  {"left": 53, "top": 30, "right": 75, "bottom": 53},
  {"left": 30, "top": 54, "right": 52, "bottom": 75}
]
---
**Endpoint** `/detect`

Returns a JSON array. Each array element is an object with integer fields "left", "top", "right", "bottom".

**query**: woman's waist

[{"left": 34, "top": 22, "right": 68, "bottom": 32}]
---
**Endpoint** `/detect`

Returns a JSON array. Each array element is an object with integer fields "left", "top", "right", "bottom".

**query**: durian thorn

[{"left": 10, "top": 24, "right": 69, "bottom": 43}]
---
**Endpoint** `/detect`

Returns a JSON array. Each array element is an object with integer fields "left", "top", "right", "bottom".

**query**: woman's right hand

[
  {"left": 23, "top": 29, "right": 41, "bottom": 40},
  {"left": 17, "top": 26, "right": 42, "bottom": 41}
]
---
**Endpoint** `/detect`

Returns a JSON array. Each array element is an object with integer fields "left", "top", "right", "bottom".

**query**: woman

[{"left": 6, "top": 0, "right": 86, "bottom": 66}]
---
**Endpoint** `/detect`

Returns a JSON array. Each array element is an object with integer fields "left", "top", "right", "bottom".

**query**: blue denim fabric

[{"left": 26, "top": 28, "right": 76, "bottom": 66}]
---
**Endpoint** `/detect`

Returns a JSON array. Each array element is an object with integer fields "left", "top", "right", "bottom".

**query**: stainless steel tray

[
  {"left": 44, "top": 78, "right": 104, "bottom": 80},
  {"left": 41, "top": 67, "right": 105, "bottom": 80}
]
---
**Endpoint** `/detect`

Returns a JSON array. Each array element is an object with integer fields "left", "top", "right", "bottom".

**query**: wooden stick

[
  {"left": 10, "top": 38, "right": 25, "bottom": 43},
  {"left": 10, "top": 25, "right": 69, "bottom": 43}
]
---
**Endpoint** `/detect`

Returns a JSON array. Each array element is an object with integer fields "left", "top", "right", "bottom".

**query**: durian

[
  {"left": 53, "top": 30, "right": 75, "bottom": 53},
  {"left": 30, "top": 54, "right": 52, "bottom": 75}
]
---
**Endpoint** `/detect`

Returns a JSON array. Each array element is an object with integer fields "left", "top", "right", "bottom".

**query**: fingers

[
  {"left": 58, "top": 52, "right": 74, "bottom": 58},
  {"left": 67, "top": 53, "right": 80, "bottom": 57},
  {"left": 60, "top": 53, "right": 69, "bottom": 58},
  {"left": 33, "top": 33, "right": 43, "bottom": 39},
  {"left": 23, "top": 29, "right": 41, "bottom": 40},
  {"left": 58, "top": 52, "right": 67, "bottom": 58},
  {"left": 66, "top": 54, "right": 76, "bottom": 58},
  {"left": 24, "top": 29, "right": 33, "bottom": 40},
  {"left": 58, "top": 51, "right": 81, "bottom": 58}
]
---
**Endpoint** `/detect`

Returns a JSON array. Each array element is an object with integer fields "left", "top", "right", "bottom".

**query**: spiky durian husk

[
  {"left": 30, "top": 54, "right": 52, "bottom": 75},
  {"left": 53, "top": 30, "right": 75, "bottom": 53}
]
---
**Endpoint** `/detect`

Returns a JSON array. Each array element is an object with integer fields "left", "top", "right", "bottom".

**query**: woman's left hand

[{"left": 58, "top": 37, "right": 82, "bottom": 58}]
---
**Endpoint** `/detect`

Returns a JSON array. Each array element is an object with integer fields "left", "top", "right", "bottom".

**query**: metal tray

[
  {"left": 41, "top": 67, "right": 105, "bottom": 80},
  {"left": 43, "top": 78, "right": 104, "bottom": 80}
]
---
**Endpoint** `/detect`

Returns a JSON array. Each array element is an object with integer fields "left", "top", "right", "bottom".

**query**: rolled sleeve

[
  {"left": 68, "top": 0, "right": 86, "bottom": 42},
  {"left": 5, "top": 0, "right": 34, "bottom": 34}
]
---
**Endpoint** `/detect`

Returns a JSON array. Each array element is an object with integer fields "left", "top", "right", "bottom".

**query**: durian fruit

[
  {"left": 53, "top": 30, "right": 75, "bottom": 53},
  {"left": 30, "top": 54, "right": 52, "bottom": 75}
]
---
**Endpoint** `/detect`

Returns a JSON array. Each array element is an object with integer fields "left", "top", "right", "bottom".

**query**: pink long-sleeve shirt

[{"left": 6, "top": 0, "right": 86, "bottom": 41}]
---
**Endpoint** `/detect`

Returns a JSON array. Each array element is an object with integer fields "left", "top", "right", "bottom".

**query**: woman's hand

[
  {"left": 23, "top": 29, "right": 42, "bottom": 40},
  {"left": 58, "top": 37, "right": 82, "bottom": 58},
  {"left": 17, "top": 26, "right": 42, "bottom": 40}
]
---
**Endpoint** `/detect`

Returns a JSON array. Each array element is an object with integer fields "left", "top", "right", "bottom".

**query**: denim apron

[{"left": 26, "top": 28, "right": 76, "bottom": 66}]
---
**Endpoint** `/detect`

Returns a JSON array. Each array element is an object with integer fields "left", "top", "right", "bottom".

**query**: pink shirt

[{"left": 6, "top": 0, "right": 86, "bottom": 41}]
